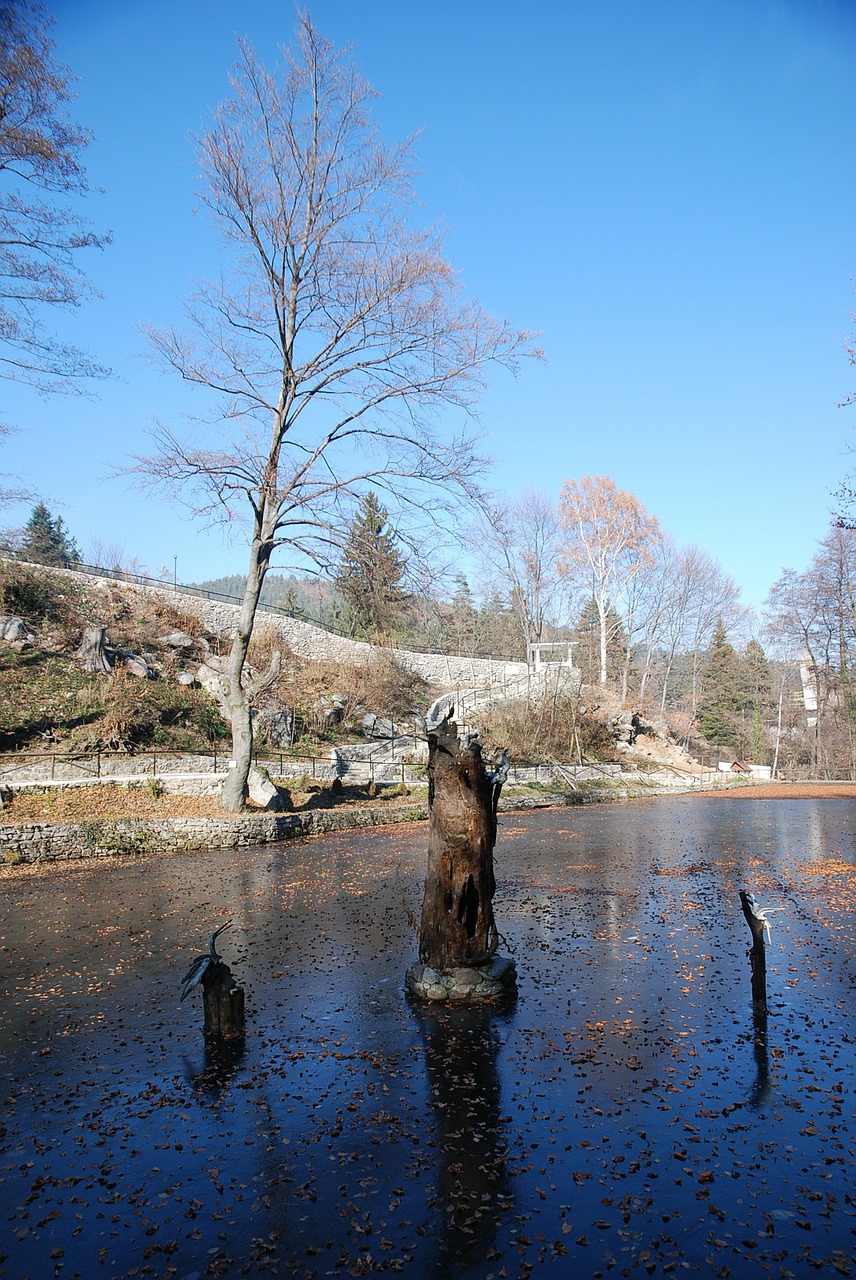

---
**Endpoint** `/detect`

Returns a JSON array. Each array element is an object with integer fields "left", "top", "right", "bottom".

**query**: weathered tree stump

[
  {"left": 78, "top": 625, "right": 113, "bottom": 673},
  {"left": 201, "top": 961, "right": 245, "bottom": 1039},
  {"left": 739, "top": 889, "right": 768, "bottom": 1010},
  {"left": 406, "top": 716, "right": 515, "bottom": 1001}
]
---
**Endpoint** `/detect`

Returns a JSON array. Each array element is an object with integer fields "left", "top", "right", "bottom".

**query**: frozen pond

[{"left": 1, "top": 796, "right": 855, "bottom": 1278}]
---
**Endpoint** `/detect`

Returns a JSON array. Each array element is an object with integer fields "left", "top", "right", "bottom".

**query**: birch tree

[
  {"left": 557, "top": 475, "right": 660, "bottom": 687},
  {"left": 133, "top": 16, "right": 536, "bottom": 811}
]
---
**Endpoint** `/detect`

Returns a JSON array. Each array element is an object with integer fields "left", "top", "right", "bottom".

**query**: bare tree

[
  {"left": 0, "top": 0, "right": 109, "bottom": 393},
  {"left": 765, "top": 525, "right": 856, "bottom": 777},
  {"left": 133, "top": 16, "right": 536, "bottom": 811},
  {"left": 557, "top": 475, "right": 660, "bottom": 687},
  {"left": 477, "top": 488, "right": 563, "bottom": 653},
  {"left": 654, "top": 544, "right": 744, "bottom": 728}
]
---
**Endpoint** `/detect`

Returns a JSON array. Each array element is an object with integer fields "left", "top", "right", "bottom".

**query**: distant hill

[{"left": 191, "top": 573, "right": 343, "bottom": 628}]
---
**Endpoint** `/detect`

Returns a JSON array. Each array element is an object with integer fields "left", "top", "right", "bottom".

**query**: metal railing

[{"left": 4, "top": 555, "right": 528, "bottom": 665}]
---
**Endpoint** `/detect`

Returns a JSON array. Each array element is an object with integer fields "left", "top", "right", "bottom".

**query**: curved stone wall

[{"left": 30, "top": 563, "right": 530, "bottom": 691}]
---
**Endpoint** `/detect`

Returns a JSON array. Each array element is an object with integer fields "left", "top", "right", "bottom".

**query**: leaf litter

[{"left": 1, "top": 795, "right": 855, "bottom": 1277}]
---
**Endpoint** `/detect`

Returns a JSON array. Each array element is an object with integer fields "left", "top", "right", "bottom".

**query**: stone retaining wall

[
  {"left": 0, "top": 803, "right": 431, "bottom": 864},
  {"left": 36, "top": 564, "right": 529, "bottom": 690}
]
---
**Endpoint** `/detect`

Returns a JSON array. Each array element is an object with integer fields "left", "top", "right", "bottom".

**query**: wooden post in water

[
  {"left": 179, "top": 922, "right": 245, "bottom": 1039},
  {"left": 201, "top": 961, "right": 245, "bottom": 1039},
  {"left": 739, "top": 890, "right": 768, "bottom": 1009}
]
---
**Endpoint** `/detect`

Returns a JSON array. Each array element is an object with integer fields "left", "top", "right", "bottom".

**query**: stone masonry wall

[
  {"left": 0, "top": 803, "right": 430, "bottom": 864},
  {"left": 39, "top": 564, "right": 529, "bottom": 691}
]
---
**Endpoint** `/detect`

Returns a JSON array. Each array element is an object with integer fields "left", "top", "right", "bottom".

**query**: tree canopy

[
  {"left": 335, "top": 491, "right": 407, "bottom": 639},
  {"left": 0, "top": 0, "right": 109, "bottom": 394}
]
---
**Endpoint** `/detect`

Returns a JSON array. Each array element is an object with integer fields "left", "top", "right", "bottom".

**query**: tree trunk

[
  {"left": 78, "top": 625, "right": 113, "bottom": 673},
  {"left": 418, "top": 717, "right": 502, "bottom": 968},
  {"left": 220, "top": 522, "right": 273, "bottom": 812}
]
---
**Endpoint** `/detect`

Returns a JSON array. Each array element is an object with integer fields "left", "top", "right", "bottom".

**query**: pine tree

[
  {"left": 697, "top": 618, "right": 742, "bottom": 747},
  {"left": 335, "top": 492, "right": 407, "bottom": 638},
  {"left": 18, "top": 502, "right": 80, "bottom": 567},
  {"left": 741, "top": 638, "right": 771, "bottom": 708}
]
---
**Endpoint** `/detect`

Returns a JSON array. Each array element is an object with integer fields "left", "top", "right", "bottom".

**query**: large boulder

[
  {"left": 362, "top": 713, "right": 397, "bottom": 739},
  {"left": 247, "top": 764, "right": 288, "bottom": 811}
]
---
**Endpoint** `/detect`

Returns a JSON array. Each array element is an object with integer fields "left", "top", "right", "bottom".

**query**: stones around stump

[{"left": 405, "top": 956, "right": 517, "bottom": 1003}]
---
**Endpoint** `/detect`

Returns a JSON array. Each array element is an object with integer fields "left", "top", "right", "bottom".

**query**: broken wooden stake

[
  {"left": 201, "top": 961, "right": 245, "bottom": 1039},
  {"left": 739, "top": 889, "right": 769, "bottom": 1009}
]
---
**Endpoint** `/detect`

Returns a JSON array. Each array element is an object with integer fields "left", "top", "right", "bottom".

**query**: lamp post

[{"left": 173, "top": 555, "right": 178, "bottom": 591}]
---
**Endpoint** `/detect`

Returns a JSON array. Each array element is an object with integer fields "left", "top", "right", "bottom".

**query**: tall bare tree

[
  {"left": 557, "top": 475, "right": 660, "bottom": 687},
  {"left": 477, "top": 488, "right": 563, "bottom": 654},
  {"left": 0, "top": 0, "right": 109, "bottom": 393},
  {"left": 134, "top": 16, "right": 536, "bottom": 811},
  {"left": 766, "top": 525, "right": 856, "bottom": 777}
]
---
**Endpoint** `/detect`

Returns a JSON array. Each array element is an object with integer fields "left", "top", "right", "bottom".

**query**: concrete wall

[{"left": 40, "top": 564, "right": 529, "bottom": 691}]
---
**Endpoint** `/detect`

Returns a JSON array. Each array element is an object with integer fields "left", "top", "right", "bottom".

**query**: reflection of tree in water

[
  {"left": 182, "top": 1033, "right": 246, "bottom": 1102},
  {"left": 749, "top": 1003, "right": 772, "bottom": 1108},
  {"left": 412, "top": 996, "right": 515, "bottom": 1274}
]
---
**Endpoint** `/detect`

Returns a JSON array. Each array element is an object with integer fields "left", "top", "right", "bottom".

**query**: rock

[
  {"left": 176, "top": 670, "right": 196, "bottom": 687},
  {"left": 0, "top": 615, "right": 35, "bottom": 645},
  {"left": 314, "top": 695, "right": 343, "bottom": 728},
  {"left": 160, "top": 631, "right": 196, "bottom": 649},
  {"left": 247, "top": 764, "right": 287, "bottom": 811},
  {"left": 124, "top": 655, "right": 152, "bottom": 679},
  {"left": 196, "top": 662, "right": 226, "bottom": 697},
  {"left": 362, "top": 713, "right": 397, "bottom": 739}
]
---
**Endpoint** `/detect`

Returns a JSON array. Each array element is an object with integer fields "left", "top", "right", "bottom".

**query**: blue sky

[{"left": 3, "top": 0, "right": 855, "bottom": 612}]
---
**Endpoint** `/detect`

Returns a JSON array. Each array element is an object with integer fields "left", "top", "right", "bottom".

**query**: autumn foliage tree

[
  {"left": 557, "top": 475, "right": 661, "bottom": 687},
  {"left": 134, "top": 15, "right": 535, "bottom": 811}
]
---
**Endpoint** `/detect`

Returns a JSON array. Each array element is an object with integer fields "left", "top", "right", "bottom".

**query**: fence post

[
  {"left": 51, "top": 754, "right": 55, "bottom": 781},
  {"left": 97, "top": 751, "right": 101, "bottom": 779},
  {"left": 312, "top": 756, "right": 316, "bottom": 779},
  {"left": 401, "top": 761, "right": 405, "bottom": 786}
]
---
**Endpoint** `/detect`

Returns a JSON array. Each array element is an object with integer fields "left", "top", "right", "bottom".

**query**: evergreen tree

[
  {"left": 18, "top": 502, "right": 80, "bottom": 567},
  {"left": 444, "top": 573, "right": 482, "bottom": 655},
  {"left": 697, "top": 618, "right": 742, "bottom": 747},
  {"left": 335, "top": 492, "right": 407, "bottom": 638},
  {"left": 741, "top": 638, "right": 771, "bottom": 708}
]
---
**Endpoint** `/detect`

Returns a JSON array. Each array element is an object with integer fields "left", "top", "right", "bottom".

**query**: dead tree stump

[
  {"left": 78, "top": 625, "right": 113, "bottom": 674},
  {"left": 201, "top": 961, "right": 245, "bottom": 1038},
  {"left": 406, "top": 716, "right": 515, "bottom": 1001}
]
